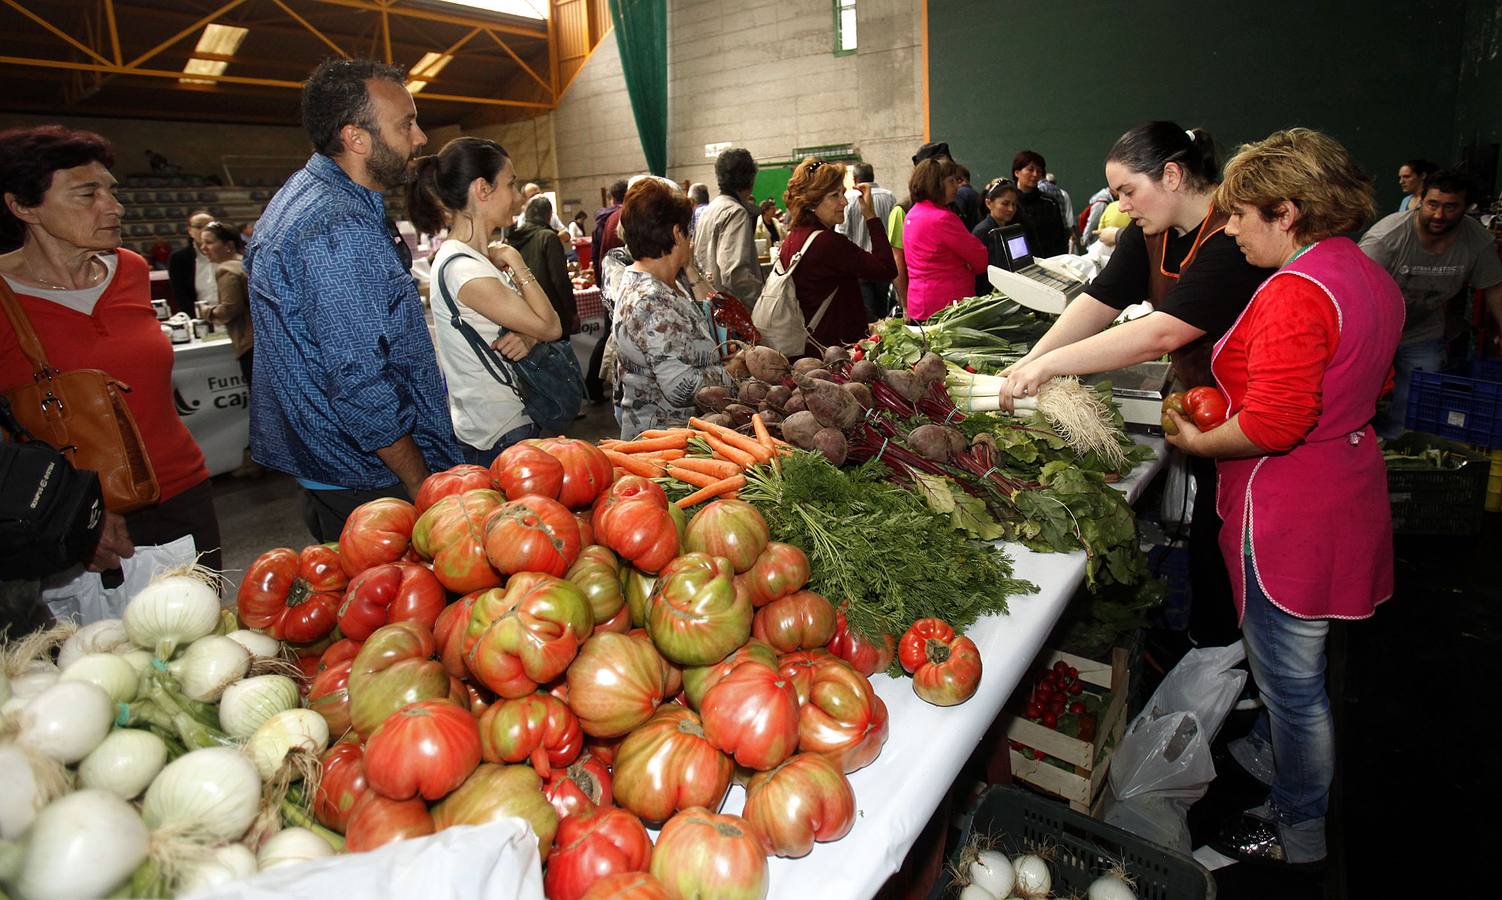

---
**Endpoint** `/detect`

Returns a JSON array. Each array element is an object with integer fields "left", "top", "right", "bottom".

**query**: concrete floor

[{"left": 213, "top": 400, "right": 620, "bottom": 597}]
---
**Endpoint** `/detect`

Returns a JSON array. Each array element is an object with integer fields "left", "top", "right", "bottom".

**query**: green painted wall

[
  {"left": 1454, "top": 0, "right": 1502, "bottom": 196},
  {"left": 928, "top": 0, "right": 1474, "bottom": 214}
]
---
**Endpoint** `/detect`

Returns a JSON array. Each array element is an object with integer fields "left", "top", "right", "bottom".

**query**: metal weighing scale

[{"left": 1085, "top": 359, "right": 1175, "bottom": 432}]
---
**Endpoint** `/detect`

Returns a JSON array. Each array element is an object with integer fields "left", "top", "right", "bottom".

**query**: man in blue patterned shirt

[{"left": 246, "top": 58, "right": 461, "bottom": 541}]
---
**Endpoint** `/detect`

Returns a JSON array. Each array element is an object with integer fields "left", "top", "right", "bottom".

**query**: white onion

[
  {"left": 16, "top": 680, "right": 115, "bottom": 764},
  {"left": 61, "top": 652, "right": 140, "bottom": 704},
  {"left": 3, "top": 668, "right": 59, "bottom": 716},
  {"left": 0, "top": 789, "right": 149, "bottom": 900},
  {"left": 219, "top": 675, "right": 301, "bottom": 740},
  {"left": 959, "top": 885, "right": 998, "bottom": 900},
  {"left": 177, "top": 843, "right": 258, "bottom": 895},
  {"left": 246, "top": 708, "right": 330, "bottom": 782},
  {"left": 58, "top": 618, "right": 130, "bottom": 669},
  {"left": 120, "top": 648, "right": 154, "bottom": 676},
  {"left": 0, "top": 744, "right": 70, "bottom": 840},
  {"left": 143, "top": 747, "right": 262, "bottom": 842},
  {"left": 168, "top": 635, "right": 250, "bottom": 702},
  {"left": 79, "top": 728, "right": 169, "bottom": 799},
  {"left": 256, "top": 826, "right": 336, "bottom": 870},
  {"left": 1088, "top": 873, "right": 1138, "bottom": 900},
  {"left": 1012, "top": 854, "right": 1052, "bottom": 898},
  {"left": 0, "top": 670, "right": 9, "bottom": 706},
  {"left": 123, "top": 565, "right": 222, "bottom": 659},
  {"left": 225, "top": 629, "right": 282, "bottom": 660},
  {"left": 971, "top": 849, "right": 1016, "bottom": 897}
]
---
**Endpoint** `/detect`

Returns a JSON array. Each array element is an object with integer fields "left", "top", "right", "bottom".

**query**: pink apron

[{"left": 1211, "top": 238, "right": 1406, "bottom": 622}]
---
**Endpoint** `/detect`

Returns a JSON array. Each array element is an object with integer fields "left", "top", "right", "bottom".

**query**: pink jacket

[{"left": 903, "top": 200, "right": 988, "bottom": 320}]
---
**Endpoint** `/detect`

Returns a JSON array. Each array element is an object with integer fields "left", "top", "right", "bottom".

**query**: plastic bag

[
  {"left": 39, "top": 535, "right": 197, "bottom": 625},
  {"left": 192, "top": 819, "right": 544, "bottom": 899},
  {"left": 1102, "top": 643, "right": 1247, "bottom": 852}
]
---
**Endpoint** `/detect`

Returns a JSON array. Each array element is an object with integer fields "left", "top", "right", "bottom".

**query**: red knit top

[
  {"left": 0, "top": 250, "right": 208, "bottom": 501},
  {"left": 1213, "top": 275, "right": 1341, "bottom": 453}
]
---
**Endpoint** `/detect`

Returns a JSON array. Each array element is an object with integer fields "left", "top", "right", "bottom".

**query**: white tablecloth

[
  {"left": 171, "top": 333, "right": 249, "bottom": 476},
  {"left": 735, "top": 436, "right": 1166, "bottom": 898}
]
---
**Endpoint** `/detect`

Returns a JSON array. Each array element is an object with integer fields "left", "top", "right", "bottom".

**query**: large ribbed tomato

[
  {"left": 825, "top": 608, "right": 895, "bottom": 677},
  {"left": 533, "top": 437, "right": 614, "bottom": 509},
  {"left": 908, "top": 630, "right": 982, "bottom": 707},
  {"left": 898, "top": 617, "right": 955, "bottom": 673},
  {"left": 579, "top": 873, "right": 670, "bottom": 900},
  {"left": 313, "top": 741, "right": 369, "bottom": 833},
  {"left": 343, "top": 792, "right": 434, "bottom": 852},
  {"left": 478, "top": 692, "right": 583, "bottom": 778},
  {"left": 565, "top": 545, "right": 628, "bottom": 633},
  {"left": 646, "top": 553, "right": 752, "bottom": 666},
  {"left": 433, "top": 592, "right": 479, "bottom": 681},
  {"left": 411, "top": 489, "right": 505, "bottom": 593},
  {"left": 742, "top": 752, "right": 855, "bottom": 858},
  {"left": 612, "top": 706, "right": 733, "bottom": 824},
  {"left": 492, "top": 441, "right": 566, "bottom": 501},
  {"left": 484, "top": 494, "right": 582, "bottom": 577},
  {"left": 594, "top": 492, "right": 679, "bottom": 575},
  {"left": 337, "top": 561, "right": 446, "bottom": 642},
  {"left": 681, "top": 639, "right": 778, "bottom": 710},
  {"left": 751, "top": 590, "right": 836, "bottom": 653},
  {"left": 413, "top": 464, "right": 494, "bottom": 514},
  {"left": 650, "top": 808, "right": 767, "bottom": 900},
  {"left": 699, "top": 659, "right": 800, "bottom": 771},
  {"left": 776, "top": 649, "right": 834, "bottom": 704},
  {"left": 465, "top": 573, "right": 594, "bottom": 698},
  {"left": 566, "top": 632, "right": 673, "bottom": 738},
  {"left": 339, "top": 497, "right": 419, "bottom": 577},
  {"left": 683, "top": 499, "right": 769, "bottom": 573},
  {"left": 364, "top": 699, "right": 482, "bottom": 802},
  {"left": 544, "top": 753, "right": 613, "bottom": 820},
  {"left": 431, "top": 763, "right": 559, "bottom": 850},
  {"left": 734, "top": 541, "right": 810, "bottom": 607},
  {"left": 347, "top": 620, "right": 451, "bottom": 740},
  {"left": 317, "top": 638, "right": 363, "bottom": 672},
  {"left": 237, "top": 545, "right": 347, "bottom": 642},
  {"left": 545, "top": 807, "right": 654, "bottom": 900},
  {"left": 793, "top": 655, "right": 889, "bottom": 773},
  {"left": 307, "top": 659, "right": 355, "bottom": 736}
]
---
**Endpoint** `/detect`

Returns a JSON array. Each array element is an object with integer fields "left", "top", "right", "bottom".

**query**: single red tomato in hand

[
  {"left": 545, "top": 806, "right": 654, "bottom": 900},
  {"left": 1184, "top": 385, "right": 1230, "bottom": 430},
  {"left": 237, "top": 545, "right": 347, "bottom": 643},
  {"left": 338, "top": 561, "right": 447, "bottom": 642},
  {"left": 364, "top": 699, "right": 482, "bottom": 802}
]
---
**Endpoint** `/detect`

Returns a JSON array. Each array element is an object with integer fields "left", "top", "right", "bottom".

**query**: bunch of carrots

[{"left": 598, "top": 414, "right": 790, "bottom": 508}]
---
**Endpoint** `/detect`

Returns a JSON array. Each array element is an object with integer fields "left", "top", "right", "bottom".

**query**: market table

[
  {"left": 171, "top": 331, "right": 249, "bottom": 476},
  {"left": 724, "top": 436, "right": 1168, "bottom": 899}
]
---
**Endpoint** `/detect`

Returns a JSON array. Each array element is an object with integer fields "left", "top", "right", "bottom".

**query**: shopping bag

[{"left": 40, "top": 534, "right": 198, "bottom": 625}]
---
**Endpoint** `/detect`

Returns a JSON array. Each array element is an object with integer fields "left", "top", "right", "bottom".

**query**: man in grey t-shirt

[{"left": 1359, "top": 169, "right": 1502, "bottom": 437}]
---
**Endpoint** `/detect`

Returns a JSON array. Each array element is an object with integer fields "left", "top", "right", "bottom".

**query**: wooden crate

[{"left": 1001, "top": 647, "right": 1130, "bottom": 814}]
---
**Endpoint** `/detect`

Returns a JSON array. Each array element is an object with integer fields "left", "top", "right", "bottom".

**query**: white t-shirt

[
  {"left": 430, "top": 240, "right": 529, "bottom": 449},
  {"left": 1, "top": 252, "right": 119, "bottom": 315},
  {"left": 193, "top": 248, "right": 218, "bottom": 307}
]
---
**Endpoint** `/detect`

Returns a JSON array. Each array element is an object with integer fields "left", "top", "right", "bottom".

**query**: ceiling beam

[
  {"left": 2, "top": 0, "right": 112, "bottom": 67},
  {"left": 125, "top": 0, "right": 254, "bottom": 70},
  {"left": 268, "top": 0, "right": 349, "bottom": 58},
  {"left": 309, "top": 0, "right": 548, "bottom": 40}
]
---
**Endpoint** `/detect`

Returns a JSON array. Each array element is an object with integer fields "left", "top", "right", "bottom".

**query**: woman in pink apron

[{"left": 1165, "top": 129, "right": 1404, "bottom": 867}]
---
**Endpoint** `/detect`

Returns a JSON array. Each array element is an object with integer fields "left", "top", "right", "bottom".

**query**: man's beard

[
  {"left": 368, "top": 132, "right": 413, "bottom": 189},
  {"left": 1419, "top": 211, "right": 1460, "bottom": 235}
]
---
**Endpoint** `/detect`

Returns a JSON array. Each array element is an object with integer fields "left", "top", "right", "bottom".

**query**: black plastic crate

[
  {"left": 1386, "top": 434, "right": 1491, "bottom": 535},
  {"left": 941, "top": 784, "right": 1214, "bottom": 900},
  {"left": 1405, "top": 369, "right": 1502, "bottom": 448}
]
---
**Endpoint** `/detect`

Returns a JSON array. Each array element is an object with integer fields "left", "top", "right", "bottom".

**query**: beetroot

[
  {"left": 805, "top": 368, "right": 835, "bottom": 382},
  {"left": 792, "top": 357, "right": 825, "bottom": 376},
  {"left": 763, "top": 384, "right": 793, "bottom": 412},
  {"left": 702, "top": 413, "right": 735, "bottom": 429},
  {"left": 757, "top": 408, "right": 785, "bottom": 426},
  {"left": 822, "top": 345, "right": 852, "bottom": 367},
  {"left": 848, "top": 360, "right": 880, "bottom": 384},
  {"left": 724, "top": 404, "right": 756, "bottom": 427},
  {"left": 738, "top": 379, "right": 771, "bottom": 406},
  {"left": 781, "top": 410, "right": 821, "bottom": 449},
  {"left": 812, "top": 428, "right": 849, "bottom": 467},
  {"left": 881, "top": 368, "right": 926, "bottom": 403},
  {"left": 743, "top": 346, "right": 791, "bottom": 384},
  {"left": 694, "top": 385, "right": 732, "bottom": 413},
  {"left": 908, "top": 424, "right": 963, "bottom": 462},
  {"left": 784, "top": 390, "right": 808, "bottom": 414},
  {"left": 795, "top": 373, "right": 862, "bottom": 429},
  {"left": 726, "top": 351, "right": 751, "bottom": 381},
  {"left": 913, "top": 352, "right": 948, "bottom": 384},
  {"left": 842, "top": 382, "right": 874, "bottom": 409}
]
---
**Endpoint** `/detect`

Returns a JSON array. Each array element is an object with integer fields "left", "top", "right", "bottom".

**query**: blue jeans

[
  {"left": 1238, "top": 556, "right": 1332, "bottom": 862},
  {"left": 459, "top": 422, "right": 541, "bottom": 468},
  {"left": 1375, "top": 339, "right": 1444, "bottom": 439}
]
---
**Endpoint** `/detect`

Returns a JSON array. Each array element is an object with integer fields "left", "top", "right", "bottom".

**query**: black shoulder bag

[
  {"left": 0, "top": 396, "right": 106, "bottom": 580},
  {"left": 434, "top": 253, "right": 584, "bottom": 434}
]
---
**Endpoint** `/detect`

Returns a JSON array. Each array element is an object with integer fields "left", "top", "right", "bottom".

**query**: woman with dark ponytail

[
  {"left": 406, "top": 137, "right": 562, "bottom": 465},
  {"left": 999, "top": 121, "right": 1274, "bottom": 647}
]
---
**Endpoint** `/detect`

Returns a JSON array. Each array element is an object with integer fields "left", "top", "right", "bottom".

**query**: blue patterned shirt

[{"left": 245, "top": 153, "right": 461, "bottom": 489}]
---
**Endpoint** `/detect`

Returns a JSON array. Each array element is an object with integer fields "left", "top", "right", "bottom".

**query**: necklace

[{"left": 21, "top": 255, "right": 104, "bottom": 291}]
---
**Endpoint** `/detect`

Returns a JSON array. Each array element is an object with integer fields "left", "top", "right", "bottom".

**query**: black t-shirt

[
  {"left": 1087, "top": 220, "right": 1271, "bottom": 342},
  {"left": 1015, "top": 190, "right": 1069, "bottom": 258}
]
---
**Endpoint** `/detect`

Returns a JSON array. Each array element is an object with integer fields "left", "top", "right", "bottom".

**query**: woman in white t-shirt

[{"left": 407, "top": 137, "right": 562, "bottom": 465}]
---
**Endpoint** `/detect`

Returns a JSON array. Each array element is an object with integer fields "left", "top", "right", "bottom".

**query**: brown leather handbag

[{"left": 0, "top": 277, "right": 159, "bottom": 513}]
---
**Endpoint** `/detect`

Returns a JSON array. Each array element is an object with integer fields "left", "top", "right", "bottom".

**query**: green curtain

[{"left": 608, "top": 0, "right": 668, "bottom": 176}]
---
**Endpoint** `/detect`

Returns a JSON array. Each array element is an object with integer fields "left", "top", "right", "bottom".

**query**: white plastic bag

[
  {"left": 1103, "top": 643, "right": 1247, "bottom": 851},
  {"left": 40, "top": 535, "right": 198, "bottom": 625},
  {"left": 189, "top": 819, "right": 545, "bottom": 900}
]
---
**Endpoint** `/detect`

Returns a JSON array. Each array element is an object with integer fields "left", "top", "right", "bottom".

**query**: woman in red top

[
  {"left": 1166, "top": 129, "right": 1402, "bottom": 868},
  {"left": 778, "top": 157, "right": 897, "bottom": 356},
  {"left": 0, "top": 126, "right": 220, "bottom": 571}
]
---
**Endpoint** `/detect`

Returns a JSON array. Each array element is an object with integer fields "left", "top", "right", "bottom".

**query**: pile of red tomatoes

[{"left": 234, "top": 437, "right": 896, "bottom": 899}]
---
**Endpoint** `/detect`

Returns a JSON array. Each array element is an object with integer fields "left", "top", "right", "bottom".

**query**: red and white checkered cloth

[{"left": 575, "top": 286, "right": 604, "bottom": 321}]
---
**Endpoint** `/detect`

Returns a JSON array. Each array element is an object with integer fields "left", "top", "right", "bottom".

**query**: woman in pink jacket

[{"left": 903, "top": 157, "right": 988, "bottom": 320}]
